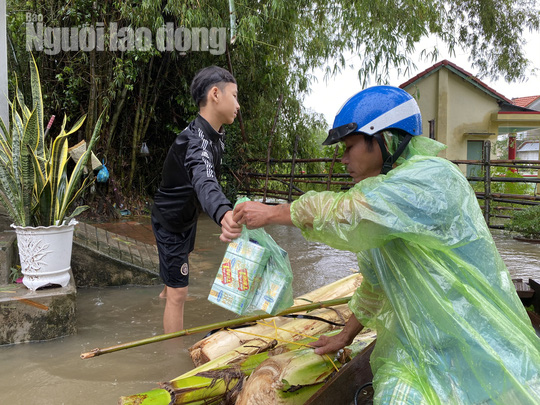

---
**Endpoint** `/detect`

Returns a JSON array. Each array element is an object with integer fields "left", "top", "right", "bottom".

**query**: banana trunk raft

[{"left": 118, "top": 274, "right": 377, "bottom": 404}]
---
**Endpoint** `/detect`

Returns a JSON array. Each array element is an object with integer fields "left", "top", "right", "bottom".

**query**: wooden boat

[
  {"left": 306, "top": 281, "right": 540, "bottom": 405},
  {"left": 305, "top": 340, "right": 375, "bottom": 405},
  {"left": 513, "top": 278, "right": 540, "bottom": 314}
]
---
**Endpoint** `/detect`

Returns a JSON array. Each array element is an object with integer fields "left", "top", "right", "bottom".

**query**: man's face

[
  {"left": 215, "top": 82, "right": 240, "bottom": 125},
  {"left": 341, "top": 134, "right": 383, "bottom": 183}
]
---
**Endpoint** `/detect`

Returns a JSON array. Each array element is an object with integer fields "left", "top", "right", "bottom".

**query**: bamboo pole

[
  {"left": 250, "top": 157, "right": 540, "bottom": 167},
  {"left": 248, "top": 158, "right": 337, "bottom": 163},
  {"left": 80, "top": 297, "right": 351, "bottom": 359},
  {"left": 264, "top": 94, "right": 284, "bottom": 203},
  {"left": 483, "top": 141, "right": 491, "bottom": 225},
  {"left": 248, "top": 172, "right": 540, "bottom": 183},
  {"left": 228, "top": 0, "right": 237, "bottom": 44},
  {"left": 468, "top": 177, "right": 540, "bottom": 183},
  {"left": 537, "top": 141, "right": 540, "bottom": 196},
  {"left": 226, "top": 45, "right": 247, "bottom": 144},
  {"left": 327, "top": 145, "right": 340, "bottom": 191},
  {"left": 288, "top": 135, "right": 299, "bottom": 202},
  {"left": 491, "top": 198, "right": 540, "bottom": 206},
  {"left": 289, "top": 179, "right": 354, "bottom": 186},
  {"left": 245, "top": 172, "right": 353, "bottom": 179},
  {"left": 247, "top": 188, "right": 303, "bottom": 197},
  {"left": 269, "top": 176, "right": 304, "bottom": 193},
  {"left": 476, "top": 192, "right": 540, "bottom": 201}
]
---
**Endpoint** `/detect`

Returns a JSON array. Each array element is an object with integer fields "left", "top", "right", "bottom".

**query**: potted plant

[
  {"left": 0, "top": 56, "right": 103, "bottom": 290},
  {"left": 507, "top": 205, "right": 540, "bottom": 243}
]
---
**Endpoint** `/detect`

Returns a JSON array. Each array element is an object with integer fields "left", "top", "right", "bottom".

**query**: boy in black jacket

[{"left": 152, "top": 66, "right": 242, "bottom": 333}]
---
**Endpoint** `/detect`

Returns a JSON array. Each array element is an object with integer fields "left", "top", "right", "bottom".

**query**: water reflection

[{"left": 0, "top": 217, "right": 538, "bottom": 404}]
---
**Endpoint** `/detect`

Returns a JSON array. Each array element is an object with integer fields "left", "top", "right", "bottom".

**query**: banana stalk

[
  {"left": 119, "top": 330, "right": 376, "bottom": 405},
  {"left": 119, "top": 337, "right": 323, "bottom": 405},
  {"left": 118, "top": 389, "right": 171, "bottom": 405},
  {"left": 188, "top": 303, "right": 351, "bottom": 369},
  {"left": 189, "top": 273, "right": 362, "bottom": 365},
  {"left": 118, "top": 276, "right": 365, "bottom": 404},
  {"left": 236, "top": 330, "right": 377, "bottom": 405}
]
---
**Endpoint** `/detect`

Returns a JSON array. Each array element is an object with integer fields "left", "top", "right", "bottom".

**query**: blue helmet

[{"left": 323, "top": 85, "right": 423, "bottom": 174}]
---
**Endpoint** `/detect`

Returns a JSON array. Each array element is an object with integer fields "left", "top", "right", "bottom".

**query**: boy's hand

[{"left": 219, "top": 210, "right": 242, "bottom": 242}]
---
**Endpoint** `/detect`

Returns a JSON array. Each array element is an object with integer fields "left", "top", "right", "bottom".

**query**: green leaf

[
  {"left": 37, "top": 179, "right": 53, "bottom": 226},
  {"left": 65, "top": 115, "right": 86, "bottom": 136},
  {"left": 48, "top": 133, "right": 69, "bottom": 222},
  {"left": 0, "top": 114, "right": 10, "bottom": 145},
  {"left": 29, "top": 54, "right": 45, "bottom": 159},
  {"left": 57, "top": 111, "right": 103, "bottom": 222},
  {"left": 63, "top": 205, "right": 90, "bottom": 225}
]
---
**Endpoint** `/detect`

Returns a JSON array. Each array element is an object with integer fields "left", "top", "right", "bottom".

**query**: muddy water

[{"left": 0, "top": 216, "right": 539, "bottom": 405}]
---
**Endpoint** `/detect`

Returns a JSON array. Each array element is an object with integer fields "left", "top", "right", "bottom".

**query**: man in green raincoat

[{"left": 231, "top": 86, "right": 540, "bottom": 404}]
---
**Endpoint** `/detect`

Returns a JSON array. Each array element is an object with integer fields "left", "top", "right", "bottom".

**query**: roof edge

[{"left": 399, "top": 60, "right": 513, "bottom": 104}]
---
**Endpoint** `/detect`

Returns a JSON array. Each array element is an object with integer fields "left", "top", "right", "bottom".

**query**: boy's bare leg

[
  {"left": 163, "top": 286, "right": 188, "bottom": 333},
  {"left": 159, "top": 286, "right": 167, "bottom": 299}
]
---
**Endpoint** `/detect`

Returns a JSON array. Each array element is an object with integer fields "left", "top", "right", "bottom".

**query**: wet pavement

[
  {"left": 73, "top": 221, "right": 159, "bottom": 274},
  {"left": 91, "top": 218, "right": 156, "bottom": 246}
]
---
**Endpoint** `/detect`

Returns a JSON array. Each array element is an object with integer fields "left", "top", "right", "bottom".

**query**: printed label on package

[
  {"left": 221, "top": 259, "right": 232, "bottom": 284},
  {"left": 238, "top": 268, "right": 249, "bottom": 291}
]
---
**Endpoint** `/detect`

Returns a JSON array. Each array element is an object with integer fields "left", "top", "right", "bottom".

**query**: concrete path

[{"left": 73, "top": 221, "right": 159, "bottom": 272}]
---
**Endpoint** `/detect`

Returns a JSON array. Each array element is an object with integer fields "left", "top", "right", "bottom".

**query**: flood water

[{"left": 0, "top": 216, "right": 539, "bottom": 404}]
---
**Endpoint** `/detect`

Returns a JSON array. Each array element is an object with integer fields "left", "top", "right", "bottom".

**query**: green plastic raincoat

[{"left": 290, "top": 134, "right": 540, "bottom": 404}]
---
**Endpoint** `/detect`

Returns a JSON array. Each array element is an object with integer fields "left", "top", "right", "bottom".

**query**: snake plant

[{"left": 0, "top": 55, "right": 102, "bottom": 227}]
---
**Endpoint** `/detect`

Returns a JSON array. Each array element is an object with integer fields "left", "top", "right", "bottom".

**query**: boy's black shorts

[{"left": 151, "top": 217, "right": 197, "bottom": 288}]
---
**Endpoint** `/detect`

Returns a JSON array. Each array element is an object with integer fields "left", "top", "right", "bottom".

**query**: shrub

[{"left": 508, "top": 205, "right": 540, "bottom": 239}]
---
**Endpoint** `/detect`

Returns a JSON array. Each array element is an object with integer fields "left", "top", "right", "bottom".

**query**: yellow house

[{"left": 399, "top": 60, "right": 540, "bottom": 169}]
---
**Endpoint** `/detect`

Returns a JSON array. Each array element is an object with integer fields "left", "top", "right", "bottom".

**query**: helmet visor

[{"left": 322, "top": 122, "right": 358, "bottom": 145}]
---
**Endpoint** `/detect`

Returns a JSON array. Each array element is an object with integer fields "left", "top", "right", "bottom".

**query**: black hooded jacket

[{"left": 152, "top": 115, "right": 232, "bottom": 234}]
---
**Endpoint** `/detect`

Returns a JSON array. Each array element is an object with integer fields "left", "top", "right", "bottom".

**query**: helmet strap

[{"left": 373, "top": 133, "right": 413, "bottom": 174}]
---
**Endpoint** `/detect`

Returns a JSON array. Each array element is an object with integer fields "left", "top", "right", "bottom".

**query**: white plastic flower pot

[{"left": 11, "top": 220, "right": 77, "bottom": 291}]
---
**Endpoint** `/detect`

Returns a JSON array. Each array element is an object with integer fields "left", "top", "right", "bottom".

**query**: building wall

[
  {"left": 517, "top": 150, "right": 539, "bottom": 160},
  {"left": 516, "top": 141, "right": 539, "bottom": 160},
  {"left": 403, "top": 68, "right": 500, "bottom": 161}
]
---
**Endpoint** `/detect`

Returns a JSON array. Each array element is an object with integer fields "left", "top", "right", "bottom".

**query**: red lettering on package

[
  {"left": 221, "top": 260, "right": 232, "bottom": 284},
  {"left": 238, "top": 268, "right": 249, "bottom": 291}
]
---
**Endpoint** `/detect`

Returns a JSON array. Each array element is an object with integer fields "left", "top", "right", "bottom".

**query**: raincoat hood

[{"left": 382, "top": 130, "right": 447, "bottom": 162}]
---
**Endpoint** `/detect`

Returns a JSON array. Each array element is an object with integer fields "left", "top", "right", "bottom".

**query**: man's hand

[
  {"left": 233, "top": 202, "right": 293, "bottom": 229},
  {"left": 309, "top": 316, "right": 364, "bottom": 355},
  {"left": 309, "top": 332, "right": 351, "bottom": 355},
  {"left": 219, "top": 210, "right": 242, "bottom": 242},
  {"left": 233, "top": 201, "right": 271, "bottom": 229}
]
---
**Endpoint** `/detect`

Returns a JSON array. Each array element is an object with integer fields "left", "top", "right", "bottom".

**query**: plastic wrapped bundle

[
  {"left": 208, "top": 238, "right": 270, "bottom": 314},
  {"left": 209, "top": 198, "right": 294, "bottom": 316}
]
